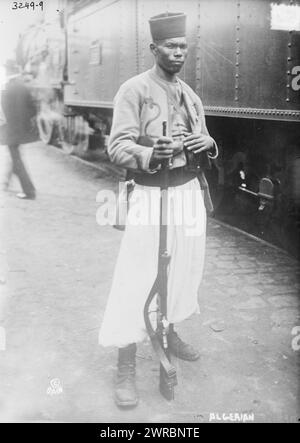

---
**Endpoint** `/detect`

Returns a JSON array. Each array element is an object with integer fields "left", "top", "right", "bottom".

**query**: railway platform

[{"left": 0, "top": 142, "right": 299, "bottom": 423}]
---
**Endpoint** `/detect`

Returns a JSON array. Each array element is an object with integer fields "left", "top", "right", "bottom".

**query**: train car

[
  {"left": 18, "top": 0, "right": 300, "bottom": 254},
  {"left": 61, "top": 0, "right": 299, "bottom": 254},
  {"left": 63, "top": 0, "right": 299, "bottom": 143}
]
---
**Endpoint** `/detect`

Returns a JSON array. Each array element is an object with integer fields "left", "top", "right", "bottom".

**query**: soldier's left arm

[{"left": 185, "top": 95, "right": 218, "bottom": 159}]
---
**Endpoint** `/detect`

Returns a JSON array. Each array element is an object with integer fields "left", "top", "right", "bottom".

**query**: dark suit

[{"left": 1, "top": 77, "right": 37, "bottom": 197}]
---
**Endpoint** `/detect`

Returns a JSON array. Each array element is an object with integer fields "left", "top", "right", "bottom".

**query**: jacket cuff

[
  {"left": 208, "top": 140, "right": 219, "bottom": 160},
  {"left": 144, "top": 147, "right": 161, "bottom": 173}
]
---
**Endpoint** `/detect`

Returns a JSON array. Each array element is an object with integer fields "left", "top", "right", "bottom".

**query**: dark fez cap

[{"left": 149, "top": 12, "right": 186, "bottom": 41}]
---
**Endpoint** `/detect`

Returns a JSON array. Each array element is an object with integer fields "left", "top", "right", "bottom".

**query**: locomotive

[{"left": 18, "top": 0, "right": 300, "bottom": 255}]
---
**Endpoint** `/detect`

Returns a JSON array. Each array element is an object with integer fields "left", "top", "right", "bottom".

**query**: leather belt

[{"left": 133, "top": 167, "right": 197, "bottom": 187}]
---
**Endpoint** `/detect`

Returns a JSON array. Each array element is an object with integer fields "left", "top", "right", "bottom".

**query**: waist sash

[{"left": 133, "top": 167, "right": 196, "bottom": 187}]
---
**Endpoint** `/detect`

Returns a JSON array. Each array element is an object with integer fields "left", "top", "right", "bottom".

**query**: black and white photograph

[{"left": 0, "top": 0, "right": 299, "bottom": 425}]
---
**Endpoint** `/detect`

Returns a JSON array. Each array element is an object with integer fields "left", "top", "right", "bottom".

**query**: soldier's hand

[
  {"left": 149, "top": 136, "right": 174, "bottom": 169},
  {"left": 184, "top": 133, "right": 214, "bottom": 154}
]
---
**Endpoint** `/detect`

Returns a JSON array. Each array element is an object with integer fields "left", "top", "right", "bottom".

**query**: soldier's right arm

[{"left": 108, "top": 84, "right": 154, "bottom": 171}]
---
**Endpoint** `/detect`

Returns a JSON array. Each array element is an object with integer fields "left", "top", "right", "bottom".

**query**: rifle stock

[{"left": 143, "top": 278, "right": 177, "bottom": 401}]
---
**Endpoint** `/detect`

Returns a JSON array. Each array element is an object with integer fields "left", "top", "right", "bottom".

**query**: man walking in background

[{"left": 1, "top": 60, "right": 37, "bottom": 200}]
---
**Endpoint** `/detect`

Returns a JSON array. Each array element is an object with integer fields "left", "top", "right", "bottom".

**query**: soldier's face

[{"left": 152, "top": 37, "right": 188, "bottom": 74}]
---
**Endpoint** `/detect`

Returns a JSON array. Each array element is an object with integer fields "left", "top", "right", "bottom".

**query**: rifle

[{"left": 143, "top": 121, "right": 178, "bottom": 401}]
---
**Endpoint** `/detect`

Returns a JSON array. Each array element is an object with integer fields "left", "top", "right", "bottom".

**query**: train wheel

[
  {"left": 37, "top": 113, "right": 54, "bottom": 145},
  {"left": 61, "top": 115, "right": 89, "bottom": 155}
]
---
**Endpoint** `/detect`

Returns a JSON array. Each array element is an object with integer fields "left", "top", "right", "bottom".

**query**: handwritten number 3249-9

[{"left": 12, "top": 2, "right": 44, "bottom": 10}]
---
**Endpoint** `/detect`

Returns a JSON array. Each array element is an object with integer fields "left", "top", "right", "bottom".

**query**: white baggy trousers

[{"left": 99, "top": 177, "right": 206, "bottom": 348}]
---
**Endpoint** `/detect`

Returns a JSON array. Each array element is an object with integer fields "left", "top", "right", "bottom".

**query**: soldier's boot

[
  {"left": 167, "top": 324, "right": 200, "bottom": 361},
  {"left": 114, "top": 343, "right": 139, "bottom": 408}
]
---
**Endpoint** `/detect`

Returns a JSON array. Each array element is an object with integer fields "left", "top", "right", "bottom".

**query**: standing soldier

[
  {"left": 1, "top": 60, "right": 37, "bottom": 200},
  {"left": 99, "top": 12, "right": 218, "bottom": 408}
]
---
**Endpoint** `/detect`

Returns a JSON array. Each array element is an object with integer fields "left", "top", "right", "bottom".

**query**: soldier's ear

[{"left": 150, "top": 42, "right": 158, "bottom": 56}]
